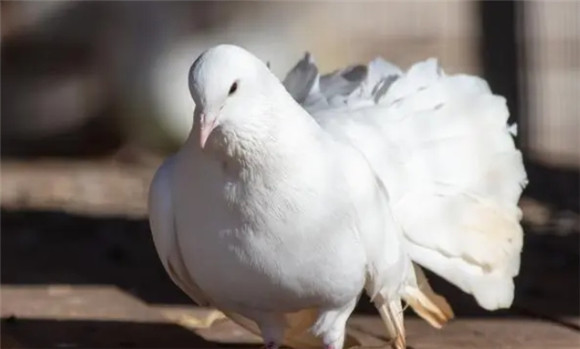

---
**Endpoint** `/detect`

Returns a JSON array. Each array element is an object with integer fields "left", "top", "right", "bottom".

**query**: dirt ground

[{"left": 1, "top": 158, "right": 579, "bottom": 348}]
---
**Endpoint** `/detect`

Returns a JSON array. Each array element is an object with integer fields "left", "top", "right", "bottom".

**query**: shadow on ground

[
  {"left": 1, "top": 209, "right": 579, "bottom": 320},
  {"left": 1, "top": 317, "right": 254, "bottom": 348}
]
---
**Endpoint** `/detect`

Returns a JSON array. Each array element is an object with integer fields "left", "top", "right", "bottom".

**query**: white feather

[{"left": 285, "top": 55, "right": 528, "bottom": 311}]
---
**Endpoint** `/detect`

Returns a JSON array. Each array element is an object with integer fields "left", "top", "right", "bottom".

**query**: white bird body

[
  {"left": 149, "top": 44, "right": 526, "bottom": 349},
  {"left": 170, "top": 137, "right": 371, "bottom": 313}
]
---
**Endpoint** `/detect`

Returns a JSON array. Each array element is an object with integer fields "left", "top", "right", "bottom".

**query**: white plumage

[
  {"left": 148, "top": 45, "right": 527, "bottom": 349},
  {"left": 286, "top": 54, "right": 528, "bottom": 311}
]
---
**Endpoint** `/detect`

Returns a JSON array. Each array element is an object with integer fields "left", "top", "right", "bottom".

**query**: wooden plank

[
  {"left": 0, "top": 285, "right": 255, "bottom": 348},
  {"left": 154, "top": 305, "right": 263, "bottom": 345},
  {"left": 3, "top": 284, "right": 579, "bottom": 348},
  {"left": 349, "top": 315, "right": 580, "bottom": 349},
  {"left": 1, "top": 284, "right": 164, "bottom": 323}
]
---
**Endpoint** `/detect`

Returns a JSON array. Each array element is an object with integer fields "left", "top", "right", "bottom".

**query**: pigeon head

[{"left": 188, "top": 45, "right": 288, "bottom": 154}]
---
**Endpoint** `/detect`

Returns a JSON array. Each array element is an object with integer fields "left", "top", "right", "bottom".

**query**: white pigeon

[{"left": 148, "top": 45, "right": 527, "bottom": 349}]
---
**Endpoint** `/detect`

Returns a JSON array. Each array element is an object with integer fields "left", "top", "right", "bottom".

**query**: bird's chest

[{"left": 174, "top": 173, "right": 366, "bottom": 312}]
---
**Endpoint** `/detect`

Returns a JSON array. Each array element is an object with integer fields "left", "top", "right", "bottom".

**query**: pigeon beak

[{"left": 199, "top": 113, "right": 219, "bottom": 149}]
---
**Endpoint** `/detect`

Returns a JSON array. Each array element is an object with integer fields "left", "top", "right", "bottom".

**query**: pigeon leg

[
  {"left": 250, "top": 311, "right": 286, "bottom": 349},
  {"left": 312, "top": 298, "right": 358, "bottom": 349}
]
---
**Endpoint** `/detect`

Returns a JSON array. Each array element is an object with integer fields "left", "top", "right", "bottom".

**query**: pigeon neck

[{"left": 190, "top": 97, "right": 324, "bottom": 177}]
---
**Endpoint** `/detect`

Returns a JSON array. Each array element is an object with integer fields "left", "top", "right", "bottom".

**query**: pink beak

[{"left": 199, "top": 113, "right": 218, "bottom": 149}]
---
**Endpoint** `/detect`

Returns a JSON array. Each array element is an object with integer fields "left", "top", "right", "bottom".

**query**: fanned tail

[
  {"left": 284, "top": 54, "right": 528, "bottom": 312},
  {"left": 382, "top": 60, "right": 527, "bottom": 311}
]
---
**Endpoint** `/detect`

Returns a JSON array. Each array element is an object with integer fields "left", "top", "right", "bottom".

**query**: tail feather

[
  {"left": 283, "top": 53, "right": 527, "bottom": 332},
  {"left": 286, "top": 55, "right": 527, "bottom": 311},
  {"left": 405, "top": 241, "right": 517, "bottom": 311},
  {"left": 380, "top": 61, "right": 526, "bottom": 312}
]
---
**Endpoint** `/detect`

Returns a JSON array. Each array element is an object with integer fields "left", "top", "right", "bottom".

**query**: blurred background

[{"left": 2, "top": 1, "right": 579, "bottom": 348}]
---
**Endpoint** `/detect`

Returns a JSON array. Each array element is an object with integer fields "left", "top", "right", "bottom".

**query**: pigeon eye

[{"left": 228, "top": 81, "right": 238, "bottom": 96}]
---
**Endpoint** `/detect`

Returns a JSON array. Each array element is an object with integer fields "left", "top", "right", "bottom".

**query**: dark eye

[{"left": 228, "top": 81, "right": 238, "bottom": 96}]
